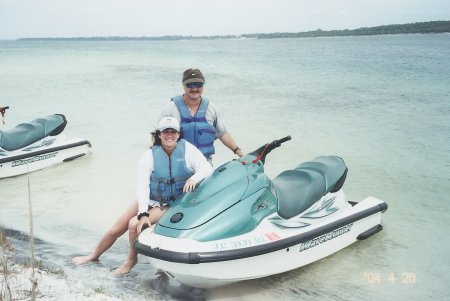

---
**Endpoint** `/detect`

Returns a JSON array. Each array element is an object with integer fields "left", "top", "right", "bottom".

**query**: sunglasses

[{"left": 185, "top": 82, "right": 204, "bottom": 89}]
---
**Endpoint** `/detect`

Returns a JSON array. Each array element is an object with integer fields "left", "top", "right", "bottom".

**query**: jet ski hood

[{"left": 158, "top": 160, "right": 250, "bottom": 231}]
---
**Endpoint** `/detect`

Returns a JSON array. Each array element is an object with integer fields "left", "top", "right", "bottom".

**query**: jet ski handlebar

[
  {"left": 273, "top": 135, "right": 292, "bottom": 146},
  {"left": 248, "top": 135, "right": 291, "bottom": 164},
  {"left": 1, "top": 106, "right": 9, "bottom": 125}
]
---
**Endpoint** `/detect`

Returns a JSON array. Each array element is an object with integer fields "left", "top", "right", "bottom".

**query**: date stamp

[{"left": 363, "top": 272, "right": 416, "bottom": 284}]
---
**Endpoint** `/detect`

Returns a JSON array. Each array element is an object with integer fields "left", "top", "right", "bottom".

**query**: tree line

[
  {"left": 18, "top": 20, "right": 450, "bottom": 41},
  {"left": 241, "top": 21, "right": 450, "bottom": 39}
]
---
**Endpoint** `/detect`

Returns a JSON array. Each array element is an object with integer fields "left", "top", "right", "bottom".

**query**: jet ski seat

[
  {"left": 273, "top": 156, "right": 348, "bottom": 219},
  {"left": 0, "top": 114, "right": 66, "bottom": 151}
]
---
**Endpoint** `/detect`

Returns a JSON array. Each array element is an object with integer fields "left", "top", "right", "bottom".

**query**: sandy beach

[
  {"left": 1, "top": 264, "right": 127, "bottom": 301},
  {"left": 1, "top": 231, "right": 132, "bottom": 301}
]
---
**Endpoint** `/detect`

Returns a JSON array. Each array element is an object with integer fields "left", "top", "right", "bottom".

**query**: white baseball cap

[{"left": 157, "top": 116, "right": 180, "bottom": 132}]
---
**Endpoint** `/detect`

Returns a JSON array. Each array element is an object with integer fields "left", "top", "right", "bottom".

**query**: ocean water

[{"left": 0, "top": 34, "right": 449, "bottom": 300}]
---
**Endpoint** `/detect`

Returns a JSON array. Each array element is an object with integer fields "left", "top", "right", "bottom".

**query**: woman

[{"left": 73, "top": 117, "right": 213, "bottom": 274}]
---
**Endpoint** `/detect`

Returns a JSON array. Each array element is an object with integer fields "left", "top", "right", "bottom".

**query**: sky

[{"left": 1, "top": 0, "right": 449, "bottom": 39}]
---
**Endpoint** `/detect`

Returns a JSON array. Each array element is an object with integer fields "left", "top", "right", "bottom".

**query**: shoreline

[
  {"left": 0, "top": 229, "right": 131, "bottom": 301},
  {"left": 13, "top": 20, "right": 450, "bottom": 41}
]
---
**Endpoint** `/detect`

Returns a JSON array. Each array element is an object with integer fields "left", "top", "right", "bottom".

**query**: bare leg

[
  {"left": 112, "top": 216, "right": 139, "bottom": 274},
  {"left": 113, "top": 206, "right": 168, "bottom": 275},
  {"left": 72, "top": 202, "right": 138, "bottom": 265}
]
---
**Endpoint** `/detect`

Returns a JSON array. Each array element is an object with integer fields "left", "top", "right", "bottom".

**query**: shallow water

[{"left": 1, "top": 34, "right": 449, "bottom": 300}]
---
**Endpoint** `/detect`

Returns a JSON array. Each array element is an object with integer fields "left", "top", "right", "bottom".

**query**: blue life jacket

[
  {"left": 150, "top": 139, "right": 193, "bottom": 204},
  {"left": 171, "top": 95, "right": 216, "bottom": 157}
]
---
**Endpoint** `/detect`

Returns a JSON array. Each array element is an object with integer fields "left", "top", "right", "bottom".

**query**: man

[{"left": 160, "top": 68, "right": 244, "bottom": 160}]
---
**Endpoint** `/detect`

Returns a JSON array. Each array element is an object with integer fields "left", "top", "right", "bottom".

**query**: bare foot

[
  {"left": 113, "top": 258, "right": 137, "bottom": 275},
  {"left": 72, "top": 255, "right": 98, "bottom": 265}
]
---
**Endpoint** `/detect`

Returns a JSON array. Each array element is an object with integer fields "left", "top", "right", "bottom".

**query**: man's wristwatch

[
  {"left": 233, "top": 147, "right": 241, "bottom": 154},
  {"left": 137, "top": 212, "right": 150, "bottom": 220}
]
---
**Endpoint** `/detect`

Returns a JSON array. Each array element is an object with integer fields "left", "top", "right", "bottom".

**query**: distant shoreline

[{"left": 15, "top": 20, "right": 450, "bottom": 41}]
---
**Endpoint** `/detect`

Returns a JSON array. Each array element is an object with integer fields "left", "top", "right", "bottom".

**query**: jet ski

[
  {"left": 0, "top": 107, "right": 91, "bottom": 178},
  {"left": 135, "top": 136, "right": 388, "bottom": 288}
]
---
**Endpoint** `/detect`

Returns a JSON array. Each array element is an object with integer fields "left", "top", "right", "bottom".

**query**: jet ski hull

[
  {"left": 136, "top": 195, "right": 387, "bottom": 288},
  {"left": 0, "top": 134, "right": 91, "bottom": 178}
]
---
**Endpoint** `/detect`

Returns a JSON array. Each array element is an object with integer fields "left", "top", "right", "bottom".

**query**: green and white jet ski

[
  {"left": 135, "top": 136, "right": 387, "bottom": 288},
  {"left": 0, "top": 107, "right": 91, "bottom": 178}
]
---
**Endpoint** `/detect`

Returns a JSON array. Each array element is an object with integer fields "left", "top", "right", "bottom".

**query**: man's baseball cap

[
  {"left": 182, "top": 68, "right": 205, "bottom": 85},
  {"left": 157, "top": 116, "right": 180, "bottom": 132}
]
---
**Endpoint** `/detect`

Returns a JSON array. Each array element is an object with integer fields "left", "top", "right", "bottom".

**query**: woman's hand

[
  {"left": 137, "top": 216, "right": 151, "bottom": 233},
  {"left": 235, "top": 148, "right": 244, "bottom": 157},
  {"left": 183, "top": 178, "right": 197, "bottom": 192}
]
